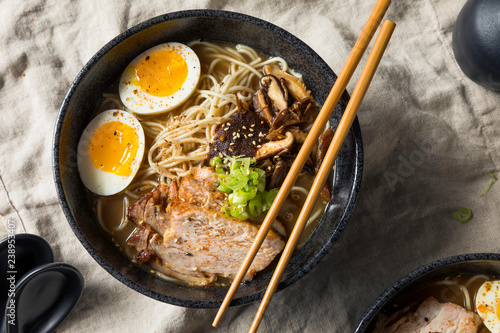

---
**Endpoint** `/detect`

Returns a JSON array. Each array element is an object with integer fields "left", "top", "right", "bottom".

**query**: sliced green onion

[
  {"left": 255, "top": 168, "right": 266, "bottom": 192},
  {"left": 479, "top": 172, "right": 496, "bottom": 196},
  {"left": 223, "top": 174, "right": 248, "bottom": 191},
  {"left": 229, "top": 187, "right": 257, "bottom": 205},
  {"left": 217, "top": 183, "right": 232, "bottom": 193},
  {"left": 209, "top": 156, "right": 273, "bottom": 220},
  {"left": 210, "top": 156, "right": 223, "bottom": 167},
  {"left": 265, "top": 188, "right": 279, "bottom": 209},
  {"left": 230, "top": 160, "right": 242, "bottom": 174},
  {"left": 230, "top": 204, "right": 250, "bottom": 220},
  {"left": 455, "top": 207, "right": 472, "bottom": 223},
  {"left": 248, "top": 194, "right": 264, "bottom": 219},
  {"left": 241, "top": 157, "right": 252, "bottom": 172}
]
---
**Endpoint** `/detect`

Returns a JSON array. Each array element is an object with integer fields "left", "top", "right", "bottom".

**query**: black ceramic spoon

[
  {"left": 3, "top": 263, "right": 84, "bottom": 333},
  {"left": 0, "top": 234, "right": 54, "bottom": 311}
]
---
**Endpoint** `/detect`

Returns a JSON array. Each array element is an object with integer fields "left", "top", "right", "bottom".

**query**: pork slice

[
  {"left": 127, "top": 224, "right": 152, "bottom": 251},
  {"left": 127, "top": 184, "right": 172, "bottom": 235},
  {"left": 377, "top": 296, "right": 483, "bottom": 333},
  {"left": 193, "top": 167, "right": 219, "bottom": 184},
  {"left": 126, "top": 225, "right": 156, "bottom": 263},
  {"left": 178, "top": 167, "right": 225, "bottom": 210},
  {"left": 148, "top": 233, "right": 217, "bottom": 286},
  {"left": 148, "top": 200, "right": 285, "bottom": 285},
  {"left": 126, "top": 220, "right": 216, "bottom": 284}
]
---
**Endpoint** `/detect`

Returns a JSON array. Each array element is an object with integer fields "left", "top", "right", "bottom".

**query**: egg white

[
  {"left": 119, "top": 42, "right": 200, "bottom": 115},
  {"left": 77, "top": 110, "right": 145, "bottom": 196},
  {"left": 476, "top": 280, "right": 500, "bottom": 333}
]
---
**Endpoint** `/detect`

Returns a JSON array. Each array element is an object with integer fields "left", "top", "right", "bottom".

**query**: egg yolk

[
  {"left": 497, "top": 298, "right": 500, "bottom": 319},
  {"left": 89, "top": 121, "right": 139, "bottom": 176},
  {"left": 129, "top": 49, "right": 188, "bottom": 97}
]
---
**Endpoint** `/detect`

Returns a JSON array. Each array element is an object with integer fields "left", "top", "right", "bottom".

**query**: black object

[
  {"left": 0, "top": 234, "right": 83, "bottom": 333},
  {"left": 452, "top": 0, "right": 500, "bottom": 91},
  {"left": 354, "top": 253, "right": 500, "bottom": 332},
  {"left": 3, "top": 263, "right": 83, "bottom": 333},
  {"left": 53, "top": 10, "right": 363, "bottom": 308},
  {"left": 0, "top": 234, "right": 54, "bottom": 311}
]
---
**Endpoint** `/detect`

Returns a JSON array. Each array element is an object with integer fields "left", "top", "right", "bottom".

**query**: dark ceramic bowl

[
  {"left": 53, "top": 10, "right": 363, "bottom": 308},
  {"left": 355, "top": 253, "right": 500, "bottom": 332},
  {"left": 452, "top": 0, "right": 500, "bottom": 91}
]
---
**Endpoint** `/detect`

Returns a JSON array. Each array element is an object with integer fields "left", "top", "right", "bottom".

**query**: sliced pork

[
  {"left": 149, "top": 200, "right": 284, "bottom": 284},
  {"left": 177, "top": 167, "right": 225, "bottom": 210},
  {"left": 127, "top": 183, "right": 173, "bottom": 235},
  {"left": 126, "top": 168, "right": 286, "bottom": 286},
  {"left": 375, "top": 296, "right": 483, "bottom": 333}
]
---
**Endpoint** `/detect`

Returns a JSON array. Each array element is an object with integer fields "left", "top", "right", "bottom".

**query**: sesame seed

[
  {"left": 252, "top": 141, "right": 256, "bottom": 145},
  {"left": 251, "top": 124, "right": 256, "bottom": 127},
  {"left": 248, "top": 133, "right": 254, "bottom": 137},
  {"left": 242, "top": 126, "right": 247, "bottom": 130}
]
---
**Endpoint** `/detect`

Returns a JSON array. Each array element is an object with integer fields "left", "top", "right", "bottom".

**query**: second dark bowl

[{"left": 355, "top": 253, "right": 500, "bottom": 332}]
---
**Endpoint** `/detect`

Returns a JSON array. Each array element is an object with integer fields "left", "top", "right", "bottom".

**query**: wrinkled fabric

[{"left": 0, "top": 0, "right": 499, "bottom": 332}]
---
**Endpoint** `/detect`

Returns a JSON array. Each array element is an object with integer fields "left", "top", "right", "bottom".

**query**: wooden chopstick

[
  {"left": 212, "top": 0, "right": 392, "bottom": 327},
  {"left": 248, "top": 20, "right": 396, "bottom": 333}
]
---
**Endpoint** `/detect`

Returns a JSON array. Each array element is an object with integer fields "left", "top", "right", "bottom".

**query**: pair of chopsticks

[{"left": 213, "top": 0, "right": 395, "bottom": 331}]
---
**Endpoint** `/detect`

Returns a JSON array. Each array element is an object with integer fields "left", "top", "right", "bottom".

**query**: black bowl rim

[
  {"left": 52, "top": 9, "right": 363, "bottom": 307},
  {"left": 354, "top": 252, "right": 500, "bottom": 332}
]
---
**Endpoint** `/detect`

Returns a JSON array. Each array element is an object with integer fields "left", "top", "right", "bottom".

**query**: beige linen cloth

[{"left": 1, "top": 0, "right": 499, "bottom": 332}]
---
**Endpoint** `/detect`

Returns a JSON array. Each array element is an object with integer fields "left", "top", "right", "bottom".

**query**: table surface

[{"left": 1, "top": 0, "right": 499, "bottom": 332}]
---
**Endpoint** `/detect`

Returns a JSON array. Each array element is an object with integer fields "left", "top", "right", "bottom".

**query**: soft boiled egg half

[
  {"left": 476, "top": 280, "right": 500, "bottom": 333},
  {"left": 77, "top": 110, "right": 145, "bottom": 196},
  {"left": 119, "top": 42, "right": 201, "bottom": 115}
]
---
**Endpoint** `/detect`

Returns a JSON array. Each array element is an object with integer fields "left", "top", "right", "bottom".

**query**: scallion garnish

[
  {"left": 479, "top": 172, "right": 496, "bottom": 196},
  {"left": 454, "top": 207, "right": 472, "bottom": 223},
  {"left": 211, "top": 156, "right": 276, "bottom": 220}
]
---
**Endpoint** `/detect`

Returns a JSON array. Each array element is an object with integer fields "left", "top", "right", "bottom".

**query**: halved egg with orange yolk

[
  {"left": 119, "top": 42, "right": 200, "bottom": 115},
  {"left": 476, "top": 280, "right": 500, "bottom": 333},
  {"left": 77, "top": 110, "right": 145, "bottom": 196}
]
